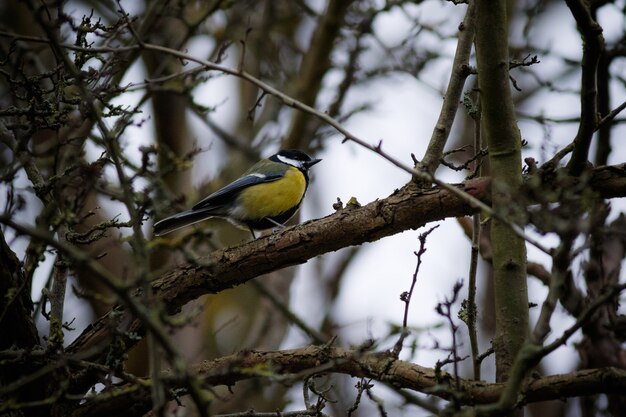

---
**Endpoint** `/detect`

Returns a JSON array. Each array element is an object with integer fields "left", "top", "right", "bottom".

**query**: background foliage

[{"left": 1, "top": 0, "right": 626, "bottom": 416}]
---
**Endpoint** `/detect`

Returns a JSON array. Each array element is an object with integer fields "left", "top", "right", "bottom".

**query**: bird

[{"left": 153, "top": 149, "right": 322, "bottom": 238}]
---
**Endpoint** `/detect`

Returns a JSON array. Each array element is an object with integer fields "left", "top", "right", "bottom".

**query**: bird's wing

[{"left": 192, "top": 173, "right": 283, "bottom": 210}]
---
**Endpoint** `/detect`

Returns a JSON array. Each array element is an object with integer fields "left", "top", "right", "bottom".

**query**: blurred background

[{"left": 1, "top": 0, "right": 626, "bottom": 416}]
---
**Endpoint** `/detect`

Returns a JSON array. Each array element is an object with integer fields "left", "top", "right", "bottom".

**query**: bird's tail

[{"left": 153, "top": 208, "right": 218, "bottom": 236}]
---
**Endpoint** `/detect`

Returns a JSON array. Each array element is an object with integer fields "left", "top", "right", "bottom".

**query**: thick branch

[
  {"left": 565, "top": 0, "right": 605, "bottom": 175},
  {"left": 475, "top": 0, "right": 528, "bottom": 383},
  {"left": 91, "top": 179, "right": 488, "bottom": 323},
  {"left": 73, "top": 346, "right": 626, "bottom": 416}
]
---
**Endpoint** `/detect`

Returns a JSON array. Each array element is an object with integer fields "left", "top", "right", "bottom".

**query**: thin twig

[
  {"left": 435, "top": 281, "right": 465, "bottom": 392},
  {"left": 596, "top": 99, "right": 626, "bottom": 131},
  {"left": 466, "top": 95, "right": 481, "bottom": 380},
  {"left": 393, "top": 225, "right": 439, "bottom": 357}
]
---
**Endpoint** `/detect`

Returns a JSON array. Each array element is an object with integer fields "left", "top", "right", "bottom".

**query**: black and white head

[{"left": 270, "top": 149, "right": 322, "bottom": 171}]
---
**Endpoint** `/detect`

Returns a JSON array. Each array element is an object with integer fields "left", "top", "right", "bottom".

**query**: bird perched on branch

[{"left": 153, "top": 149, "right": 322, "bottom": 238}]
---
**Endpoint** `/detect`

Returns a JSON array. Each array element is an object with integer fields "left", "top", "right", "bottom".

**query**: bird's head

[{"left": 271, "top": 149, "right": 322, "bottom": 171}]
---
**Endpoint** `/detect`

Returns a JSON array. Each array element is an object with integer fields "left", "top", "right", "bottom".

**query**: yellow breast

[{"left": 236, "top": 167, "right": 306, "bottom": 219}]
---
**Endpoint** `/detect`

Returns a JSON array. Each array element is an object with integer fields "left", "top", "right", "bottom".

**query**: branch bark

[
  {"left": 565, "top": 0, "right": 605, "bottom": 175},
  {"left": 71, "top": 346, "right": 626, "bottom": 417},
  {"left": 475, "top": 0, "right": 529, "bottom": 384},
  {"left": 419, "top": 1, "right": 476, "bottom": 178}
]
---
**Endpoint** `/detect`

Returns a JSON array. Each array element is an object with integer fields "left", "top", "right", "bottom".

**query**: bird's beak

[{"left": 306, "top": 158, "right": 322, "bottom": 168}]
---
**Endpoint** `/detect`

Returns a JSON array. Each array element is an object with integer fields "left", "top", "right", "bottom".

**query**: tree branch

[
  {"left": 475, "top": 0, "right": 528, "bottom": 384},
  {"left": 283, "top": 0, "right": 354, "bottom": 149},
  {"left": 71, "top": 346, "right": 626, "bottom": 416},
  {"left": 565, "top": 0, "right": 605, "bottom": 175},
  {"left": 419, "top": 1, "right": 476, "bottom": 177}
]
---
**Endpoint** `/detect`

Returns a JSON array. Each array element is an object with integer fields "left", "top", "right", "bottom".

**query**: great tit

[{"left": 153, "top": 149, "right": 322, "bottom": 238}]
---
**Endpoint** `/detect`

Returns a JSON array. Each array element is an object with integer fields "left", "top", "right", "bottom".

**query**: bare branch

[
  {"left": 70, "top": 346, "right": 626, "bottom": 416},
  {"left": 419, "top": 1, "right": 476, "bottom": 177},
  {"left": 565, "top": 0, "right": 605, "bottom": 175}
]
